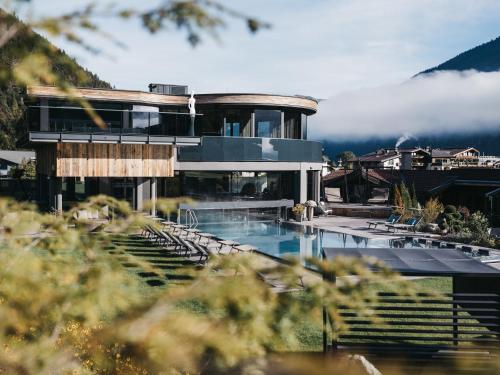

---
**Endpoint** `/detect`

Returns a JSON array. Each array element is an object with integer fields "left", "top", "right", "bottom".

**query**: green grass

[
  {"left": 102, "top": 235, "right": 473, "bottom": 352},
  {"left": 101, "top": 233, "right": 197, "bottom": 299}
]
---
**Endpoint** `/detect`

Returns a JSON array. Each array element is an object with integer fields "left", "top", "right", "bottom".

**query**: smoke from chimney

[{"left": 395, "top": 133, "right": 414, "bottom": 148}]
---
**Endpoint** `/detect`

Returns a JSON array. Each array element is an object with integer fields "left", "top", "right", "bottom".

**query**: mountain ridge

[
  {"left": 324, "top": 35, "right": 500, "bottom": 160},
  {"left": 419, "top": 36, "right": 500, "bottom": 75},
  {"left": 0, "top": 10, "right": 111, "bottom": 149}
]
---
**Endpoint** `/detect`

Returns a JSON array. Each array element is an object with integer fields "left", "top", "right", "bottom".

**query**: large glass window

[
  {"left": 301, "top": 113, "right": 308, "bottom": 140},
  {"left": 224, "top": 109, "right": 252, "bottom": 137},
  {"left": 255, "top": 109, "right": 281, "bottom": 138},
  {"left": 130, "top": 105, "right": 159, "bottom": 134},
  {"left": 48, "top": 100, "right": 123, "bottom": 133},
  {"left": 177, "top": 171, "right": 297, "bottom": 201},
  {"left": 284, "top": 111, "right": 301, "bottom": 139},
  {"left": 199, "top": 109, "right": 224, "bottom": 136}
]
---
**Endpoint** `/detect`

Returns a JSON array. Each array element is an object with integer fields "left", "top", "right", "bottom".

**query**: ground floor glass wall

[{"left": 159, "top": 171, "right": 298, "bottom": 201}]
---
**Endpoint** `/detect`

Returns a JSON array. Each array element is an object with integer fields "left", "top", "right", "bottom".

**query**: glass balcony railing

[
  {"left": 178, "top": 136, "right": 323, "bottom": 163},
  {"left": 30, "top": 112, "right": 203, "bottom": 137}
]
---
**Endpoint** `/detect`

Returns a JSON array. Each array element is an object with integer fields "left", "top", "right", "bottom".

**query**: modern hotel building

[{"left": 23, "top": 84, "right": 322, "bottom": 212}]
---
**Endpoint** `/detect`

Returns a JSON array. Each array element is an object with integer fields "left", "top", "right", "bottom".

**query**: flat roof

[
  {"left": 322, "top": 247, "right": 500, "bottom": 276},
  {"left": 26, "top": 86, "right": 318, "bottom": 113}
]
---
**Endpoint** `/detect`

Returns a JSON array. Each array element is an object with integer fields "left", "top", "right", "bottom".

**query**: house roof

[
  {"left": 431, "top": 147, "right": 479, "bottom": 158},
  {"left": 0, "top": 150, "right": 35, "bottom": 165},
  {"left": 322, "top": 169, "right": 398, "bottom": 185},
  {"left": 355, "top": 150, "right": 400, "bottom": 163},
  {"left": 323, "top": 168, "right": 500, "bottom": 193},
  {"left": 398, "top": 147, "right": 431, "bottom": 155}
]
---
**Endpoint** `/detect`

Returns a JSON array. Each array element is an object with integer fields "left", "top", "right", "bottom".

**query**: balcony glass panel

[
  {"left": 32, "top": 101, "right": 201, "bottom": 137},
  {"left": 178, "top": 136, "right": 323, "bottom": 162}
]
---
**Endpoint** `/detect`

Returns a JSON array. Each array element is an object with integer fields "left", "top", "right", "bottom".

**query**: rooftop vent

[{"left": 148, "top": 83, "right": 188, "bottom": 95}]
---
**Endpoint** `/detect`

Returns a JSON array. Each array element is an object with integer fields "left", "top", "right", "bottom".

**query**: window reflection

[
  {"left": 255, "top": 109, "right": 281, "bottom": 138},
  {"left": 223, "top": 109, "right": 251, "bottom": 137},
  {"left": 177, "top": 171, "right": 296, "bottom": 201},
  {"left": 284, "top": 111, "right": 301, "bottom": 139},
  {"left": 48, "top": 100, "right": 123, "bottom": 133},
  {"left": 131, "top": 105, "right": 159, "bottom": 134}
]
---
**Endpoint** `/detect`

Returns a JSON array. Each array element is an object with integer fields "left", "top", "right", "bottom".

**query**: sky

[{"left": 16, "top": 0, "right": 500, "bottom": 140}]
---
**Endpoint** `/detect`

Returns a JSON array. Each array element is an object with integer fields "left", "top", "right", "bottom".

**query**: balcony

[
  {"left": 27, "top": 112, "right": 202, "bottom": 146},
  {"left": 177, "top": 136, "right": 323, "bottom": 163}
]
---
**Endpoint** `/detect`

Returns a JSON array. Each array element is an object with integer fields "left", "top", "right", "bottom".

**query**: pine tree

[
  {"left": 393, "top": 185, "right": 404, "bottom": 214},
  {"left": 411, "top": 183, "right": 419, "bottom": 209},
  {"left": 400, "top": 182, "right": 412, "bottom": 211}
]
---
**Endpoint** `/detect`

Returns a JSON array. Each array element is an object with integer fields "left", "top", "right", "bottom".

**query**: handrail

[{"left": 185, "top": 209, "right": 198, "bottom": 228}]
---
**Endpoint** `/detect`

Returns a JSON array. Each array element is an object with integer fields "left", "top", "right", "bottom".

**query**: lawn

[{"left": 102, "top": 233, "right": 460, "bottom": 352}]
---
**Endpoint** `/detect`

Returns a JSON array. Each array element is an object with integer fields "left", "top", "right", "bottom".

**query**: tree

[
  {"left": 393, "top": 184, "right": 404, "bottom": 214},
  {"left": 336, "top": 151, "right": 356, "bottom": 167},
  {"left": 400, "top": 182, "right": 412, "bottom": 211},
  {"left": 411, "top": 183, "right": 419, "bottom": 208}
]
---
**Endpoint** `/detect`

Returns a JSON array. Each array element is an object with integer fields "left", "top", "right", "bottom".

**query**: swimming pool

[
  {"left": 195, "top": 221, "right": 500, "bottom": 263},
  {"left": 196, "top": 221, "right": 403, "bottom": 260}
]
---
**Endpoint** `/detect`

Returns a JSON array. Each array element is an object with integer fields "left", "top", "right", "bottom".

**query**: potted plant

[
  {"left": 292, "top": 204, "right": 305, "bottom": 222},
  {"left": 304, "top": 200, "right": 318, "bottom": 221}
]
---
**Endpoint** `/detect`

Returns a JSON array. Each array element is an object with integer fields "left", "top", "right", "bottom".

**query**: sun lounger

[
  {"left": 367, "top": 213, "right": 401, "bottom": 229},
  {"left": 325, "top": 187, "right": 343, "bottom": 204},
  {"left": 177, "top": 236, "right": 209, "bottom": 264},
  {"left": 385, "top": 217, "right": 422, "bottom": 233}
]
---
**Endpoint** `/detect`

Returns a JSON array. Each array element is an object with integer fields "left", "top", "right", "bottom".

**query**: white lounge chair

[{"left": 325, "top": 187, "right": 343, "bottom": 204}]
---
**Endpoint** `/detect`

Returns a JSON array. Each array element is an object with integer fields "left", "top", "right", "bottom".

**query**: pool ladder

[{"left": 185, "top": 209, "right": 199, "bottom": 228}]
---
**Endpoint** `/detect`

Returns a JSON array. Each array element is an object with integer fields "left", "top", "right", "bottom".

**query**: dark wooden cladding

[
  {"left": 27, "top": 85, "right": 318, "bottom": 113},
  {"left": 36, "top": 143, "right": 173, "bottom": 177}
]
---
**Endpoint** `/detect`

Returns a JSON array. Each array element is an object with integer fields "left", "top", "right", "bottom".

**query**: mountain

[
  {"left": 0, "top": 10, "right": 111, "bottom": 149},
  {"left": 324, "top": 36, "right": 500, "bottom": 160},
  {"left": 420, "top": 36, "right": 500, "bottom": 74}
]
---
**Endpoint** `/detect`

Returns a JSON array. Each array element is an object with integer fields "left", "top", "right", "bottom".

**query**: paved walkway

[{"left": 297, "top": 216, "right": 408, "bottom": 240}]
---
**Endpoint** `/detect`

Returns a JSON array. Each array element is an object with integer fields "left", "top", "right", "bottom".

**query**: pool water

[
  {"left": 195, "top": 221, "right": 500, "bottom": 263},
  {"left": 196, "top": 221, "right": 401, "bottom": 260}
]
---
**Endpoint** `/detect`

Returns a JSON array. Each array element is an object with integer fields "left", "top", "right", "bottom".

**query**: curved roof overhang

[{"left": 27, "top": 86, "right": 318, "bottom": 114}]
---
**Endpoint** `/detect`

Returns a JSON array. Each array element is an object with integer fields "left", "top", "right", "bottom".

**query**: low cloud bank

[{"left": 311, "top": 70, "right": 500, "bottom": 140}]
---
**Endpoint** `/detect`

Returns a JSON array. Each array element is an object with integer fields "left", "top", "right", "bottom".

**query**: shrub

[
  {"left": 444, "top": 205, "right": 457, "bottom": 214},
  {"left": 0, "top": 197, "right": 415, "bottom": 374},
  {"left": 467, "top": 211, "right": 495, "bottom": 247},
  {"left": 458, "top": 206, "right": 471, "bottom": 221},
  {"left": 437, "top": 205, "right": 464, "bottom": 234},
  {"left": 422, "top": 197, "right": 443, "bottom": 225}
]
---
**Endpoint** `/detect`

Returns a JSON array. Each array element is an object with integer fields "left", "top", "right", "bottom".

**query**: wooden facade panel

[{"left": 37, "top": 143, "right": 173, "bottom": 177}]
